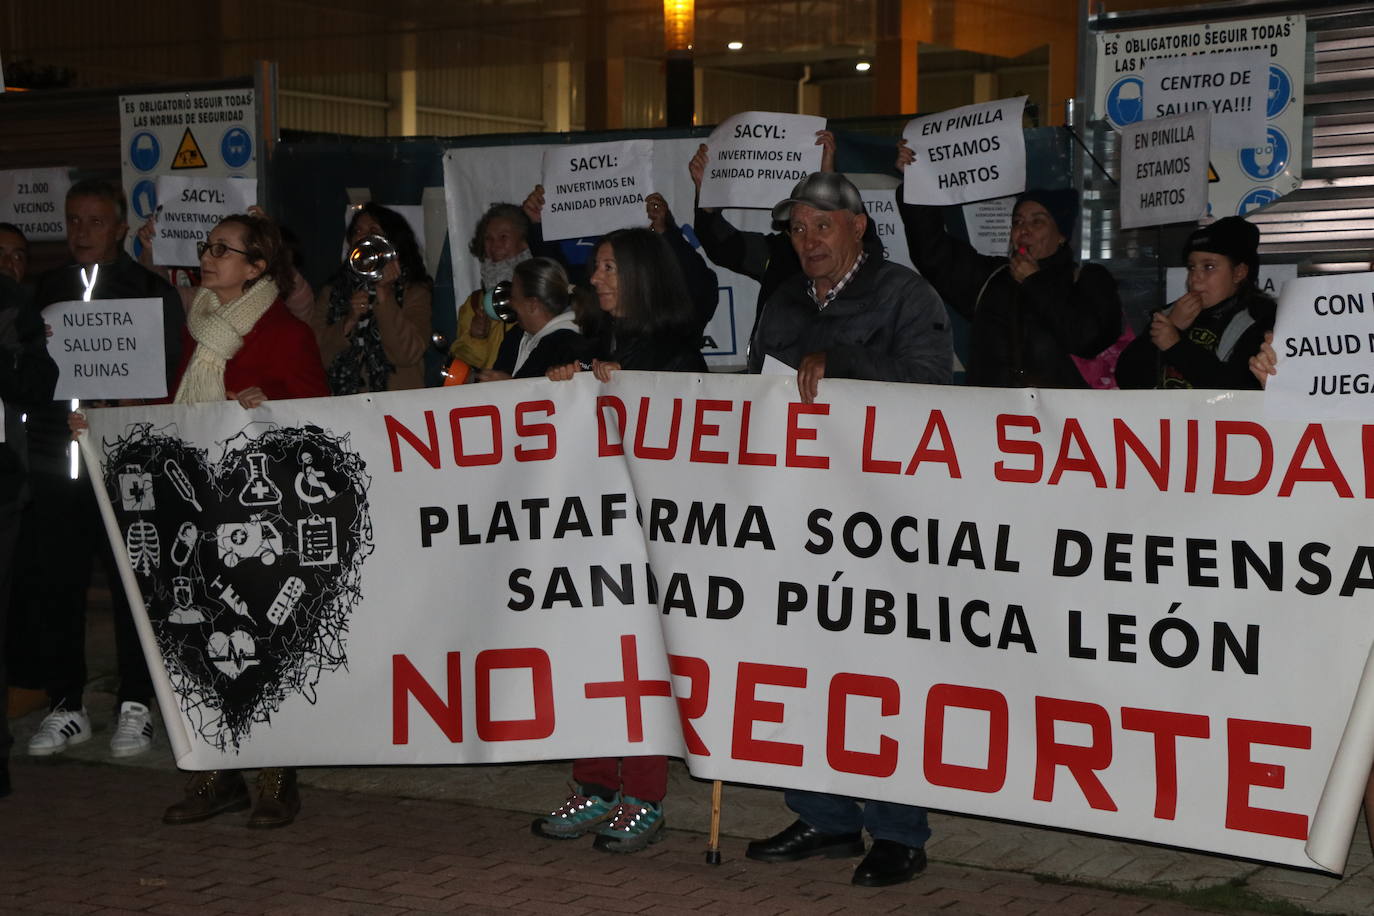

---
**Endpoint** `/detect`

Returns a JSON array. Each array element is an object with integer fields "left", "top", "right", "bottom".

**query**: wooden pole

[{"left": 705, "top": 779, "right": 723, "bottom": 864}]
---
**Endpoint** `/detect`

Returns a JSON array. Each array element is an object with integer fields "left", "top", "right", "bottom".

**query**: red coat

[{"left": 173, "top": 299, "right": 330, "bottom": 402}]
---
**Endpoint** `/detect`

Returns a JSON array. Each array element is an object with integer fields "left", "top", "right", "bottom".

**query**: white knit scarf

[{"left": 174, "top": 278, "right": 280, "bottom": 405}]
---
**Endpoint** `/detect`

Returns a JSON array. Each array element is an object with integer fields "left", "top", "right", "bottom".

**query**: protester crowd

[{"left": 0, "top": 123, "right": 1294, "bottom": 889}]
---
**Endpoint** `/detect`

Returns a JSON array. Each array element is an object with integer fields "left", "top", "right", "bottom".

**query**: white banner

[
  {"left": 1265, "top": 272, "right": 1374, "bottom": 420},
  {"left": 1143, "top": 50, "right": 1267, "bottom": 150},
  {"left": 84, "top": 375, "right": 1374, "bottom": 874},
  {"left": 153, "top": 176, "right": 258, "bottom": 266},
  {"left": 0, "top": 167, "right": 72, "bottom": 241},
  {"left": 119, "top": 87, "right": 258, "bottom": 231},
  {"left": 541, "top": 140, "right": 653, "bottom": 241},
  {"left": 1094, "top": 15, "right": 1305, "bottom": 218},
  {"left": 1120, "top": 112, "right": 1210, "bottom": 229},
  {"left": 698, "top": 112, "right": 825, "bottom": 210},
  {"left": 902, "top": 97, "right": 1027, "bottom": 206},
  {"left": 962, "top": 196, "right": 1015, "bottom": 257},
  {"left": 42, "top": 298, "right": 167, "bottom": 400}
]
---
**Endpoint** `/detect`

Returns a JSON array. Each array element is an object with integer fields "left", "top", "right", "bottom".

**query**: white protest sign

[
  {"left": 42, "top": 298, "right": 168, "bottom": 400},
  {"left": 858, "top": 186, "right": 911, "bottom": 269},
  {"left": 1120, "top": 112, "right": 1210, "bottom": 229},
  {"left": 1166, "top": 264, "right": 1296, "bottom": 303},
  {"left": 698, "top": 112, "right": 825, "bottom": 210},
  {"left": 0, "top": 168, "right": 72, "bottom": 241},
  {"left": 962, "top": 196, "right": 1016, "bottom": 256},
  {"left": 541, "top": 140, "right": 653, "bottom": 241},
  {"left": 902, "top": 97, "right": 1026, "bottom": 206},
  {"left": 153, "top": 176, "right": 258, "bottom": 267},
  {"left": 1095, "top": 15, "right": 1305, "bottom": 218},
  {"left": 1264, "top": 273, "right": 1374, "bottom": 420},
  {"left": 1144, "top": 50, "right": 1267, "bottom": 150}
]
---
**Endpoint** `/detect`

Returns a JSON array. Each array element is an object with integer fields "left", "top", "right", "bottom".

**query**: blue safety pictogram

[
  {"left": 1238, "top": 127, "right": 1289, "bottom": 181},
  {"left": 1238, "top": 188, "right": 1280, "bottom": 216},
  {"left": 131, "top": 180, "right": 158, "bottom": 219},
  {"left": 129, "top": 132, "right": 161, "bottom": 172},
  {"left": 1105, "top": 77, "right": 1145, "bottom": 128},
  {"left": 1266, "top": 66, "right": 1292, "bottom": 119},
  {"left": 221, "top": 127, "right": 253, "bottom": 169}
]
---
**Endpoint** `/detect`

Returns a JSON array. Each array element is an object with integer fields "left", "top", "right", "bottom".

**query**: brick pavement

[{"left": 1, "top": 758, "right": 1262, "bottom": 916}]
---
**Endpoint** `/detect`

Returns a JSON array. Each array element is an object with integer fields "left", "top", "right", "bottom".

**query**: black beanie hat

[
  {"left": 1182, "top": 216, "right": 1260, "bottom": 277},
  {"left": 1014, "top": 188, "right": 1078, "bottom": 240}
]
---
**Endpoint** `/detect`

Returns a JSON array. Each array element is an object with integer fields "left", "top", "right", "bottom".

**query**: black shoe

[
  {"left": 852, "top": 839, "right": 927, "bottom": 887},
  {"left": 163, "top": 770, "right": 250, "bottom": 825},
  {"left": 745, "top": 819, "right": 865, "bottom": 863}
]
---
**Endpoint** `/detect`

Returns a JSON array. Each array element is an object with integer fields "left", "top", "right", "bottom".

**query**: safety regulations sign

[
  {"left": 119, "top": 88, "right": 259, "bottom": 229},
  {"left": 1094, "top": 15, "right": 1305, "bottom": 219}
]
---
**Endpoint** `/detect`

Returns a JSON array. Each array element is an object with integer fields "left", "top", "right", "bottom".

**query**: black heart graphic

[{"left": 101, "top": 422, "right": 373, "bottom": 751}]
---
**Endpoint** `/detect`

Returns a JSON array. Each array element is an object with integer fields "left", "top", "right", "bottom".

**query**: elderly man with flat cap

[{"left": 745, "top": 172, "right": 951, "bottom": 887}]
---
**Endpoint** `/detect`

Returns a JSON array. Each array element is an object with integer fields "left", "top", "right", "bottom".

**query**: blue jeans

[{"left": 785, "top": 789, "right": 932, "bottom": 849}]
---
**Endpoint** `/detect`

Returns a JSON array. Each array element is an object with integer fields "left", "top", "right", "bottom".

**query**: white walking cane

[{"left": 70, "top": 263, "right": 99, "bottom": 479}]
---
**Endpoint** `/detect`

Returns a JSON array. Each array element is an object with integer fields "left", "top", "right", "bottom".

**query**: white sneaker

[
  {"left": 27, "top": 707, "right": 92, "bottom": 756},
  {"left": 109, "top": 701, "right": 155, "bottom": 758}
]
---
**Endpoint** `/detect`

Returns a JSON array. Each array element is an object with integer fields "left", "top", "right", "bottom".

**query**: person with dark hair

[
  {"left": 26, "top": 178, "right": 185, "bottom": 761},
  {"left": 312, "top": 203, "right": 431, "bottom": 394},
  {"left": 75, "top": 212, "right": 329, "bottom": 827},
  {"left": 0, "top": 223, "right": 29, "bottom": 286},
  {"left": 536, "top": 227, "right": 711, "bottom": 855},
  {"left": 474, "top": 257, "right": 592, "bottom": 381},
  {"left": 895, "top": 141, "right": 1122, "bottom": 388},
  {"left": 0, "top": 263, "right": 59, "bottom": 797},
  {"left": 1116, "top": 216, "right": 1274, "bottom": 390}
]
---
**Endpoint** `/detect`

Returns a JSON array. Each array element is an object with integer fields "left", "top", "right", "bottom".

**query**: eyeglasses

[{"left": 197, "top": 240, "right": 251, "bottom": 259}]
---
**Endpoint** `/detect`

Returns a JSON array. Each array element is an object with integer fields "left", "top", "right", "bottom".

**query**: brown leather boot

[
  {"left": 163, "top": 770, "right": 250, "bottom": 825},
  {"left": 248, "top": 767, "right": 300, "bottom": 829}
]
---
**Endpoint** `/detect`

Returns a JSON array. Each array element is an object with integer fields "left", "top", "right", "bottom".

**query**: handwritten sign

[
  {"left": 1264, "top": 273, "right": 1374, "bottom": 420},
  {"left": 698, "top": 112, "right": 825, "bottom": 210},
  {"left": 1144, "top": 50, "right": 1267, "bottom": 150},
  {"left": 962, "top": 196, "right": 1015, "bottom": 256},
  {"left": 1120, "top": 112, "right": 1210, "bottom": 229},
  {"left": 902, "top": 97, "right": 1026, "bottom": 206},
  {"left": 42, "top": 298, "right": 168, "bottom": 400},
  {"left": 153, "top": 176, "right": 258, "bottom": 266},
  {"left": 541, "top": 140, "right": 653, "bottom": 241},
  {"left": 0, "top": 168, "right": 72, "bottom": 241}
]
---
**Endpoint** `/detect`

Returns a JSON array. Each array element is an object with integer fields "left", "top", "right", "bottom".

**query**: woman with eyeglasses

[{"left": 311, "top": 203, "right": 431, "bottom": 395}]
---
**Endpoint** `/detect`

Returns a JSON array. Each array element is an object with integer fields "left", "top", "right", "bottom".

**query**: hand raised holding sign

[
  {"left": 1248, "top": 331, "right": 1277, "bottom": 387},
  {"left": 522, "top": 185, "right": 545, "bottom": 224}
]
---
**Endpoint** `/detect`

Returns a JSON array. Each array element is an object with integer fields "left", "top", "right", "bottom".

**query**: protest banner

[
  {"left": 902, "top": 97, "right": 1026, "bottom": 206},
  {"left": 153, "top": 176, "right": 258, "bottom": 266},
  {"left": 1119, "top": 112, "right": 1210, "bottom": 229},
  {"left": 1143, "top": 50, "right": 1267, "bottom": 150},
  {"left": 962, "top": 196, "right": 1015, "bottom": 257},
  {"left": 84, "top": 373, "right": 1374, "bottom": 873},
  {"left": 42, "top": 298, "right": 167, "bottom": 400},
  {"left": 541, "top": 140, "right": 653, "bottom": 241},
  {"left": 0, "top": 167, "right": 72, "bottom": 241},
  {"left": 857, "top": 185, "right": 910, "bottom": 268},
  {"left": 1166, "top": 263, "right": 1295, "bottom": 304},
  {"left": 1095, "top": 15, "right": 1305, "bottom": 217},
  {"left": 698, "top": 112, "right": 825, "bottom": 210},
  {"left": 1264, "top": 272, "right": 1374, "bottom": 420},
  {"left": 119, "top": 87, "right": 258, "bottom": 232}
]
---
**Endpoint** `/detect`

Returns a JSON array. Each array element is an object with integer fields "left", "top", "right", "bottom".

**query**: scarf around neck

[{"left": 174, "top": 279, "right": 280, "bottom": 405}]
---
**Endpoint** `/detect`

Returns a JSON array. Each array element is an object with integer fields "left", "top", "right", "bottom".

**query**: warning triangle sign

[
  {"left": 1207, "top": 162, "right": 1220, "bottom": 183},
  {"left": 171, "top": 128, "right": 208, "bottom": 169}
]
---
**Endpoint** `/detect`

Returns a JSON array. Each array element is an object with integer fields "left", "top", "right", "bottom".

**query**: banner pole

[{"left": 705, "top": 779, "right": 723, "bottom": 865}]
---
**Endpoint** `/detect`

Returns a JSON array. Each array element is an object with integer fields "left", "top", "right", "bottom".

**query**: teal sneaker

[
  {"left": 531, "top": 788, "right": 617, "bottom": 840},
  {"left": 592, "top": 796, "right": 666, "bottom": 853}
]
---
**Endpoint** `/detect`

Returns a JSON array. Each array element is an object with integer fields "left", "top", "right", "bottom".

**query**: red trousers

[{"left": 572, "top": 756, "right": 667, "bottom": 803}]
